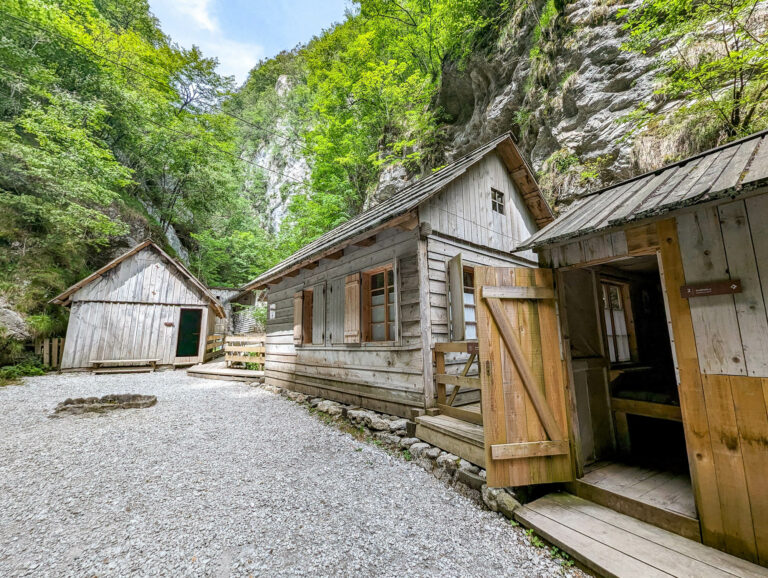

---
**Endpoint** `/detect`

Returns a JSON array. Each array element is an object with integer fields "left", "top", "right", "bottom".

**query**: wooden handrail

[{"left": 433, "top": 340, "right": 482, "bottom": 425}]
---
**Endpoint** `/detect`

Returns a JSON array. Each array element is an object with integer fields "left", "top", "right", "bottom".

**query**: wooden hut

[
  {"left": 51, "top": 240, "right": 226, "bottom": 371},
  {"left": 503, "top": 129, "right": 768, "bottom": 567},
  {"left": 242, "top": 133, "right": 553, "bottom": 422}
]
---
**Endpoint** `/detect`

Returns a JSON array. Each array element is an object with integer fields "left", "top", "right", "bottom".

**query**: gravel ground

[{"left": 0, "top": 371, "right": 585, "bottom": 577}]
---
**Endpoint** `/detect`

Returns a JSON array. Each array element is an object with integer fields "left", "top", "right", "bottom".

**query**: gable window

[
  {"left": 491, "top": 188, "right": 505, "bottom": 214},
  {"left": 363, "top": 266, "right": 395, "bottom": 342},
  {"left": 601, "top": 282, "right": 633, "bottom": 363}
]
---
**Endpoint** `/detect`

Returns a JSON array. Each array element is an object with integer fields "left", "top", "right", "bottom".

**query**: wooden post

[{"left": 417, "top": 236, "right": 436, "bottom": 408}]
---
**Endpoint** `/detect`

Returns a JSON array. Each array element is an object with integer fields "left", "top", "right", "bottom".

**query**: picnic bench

[{"left": 90, "top": 359, "right": 160, "bottom": 374}]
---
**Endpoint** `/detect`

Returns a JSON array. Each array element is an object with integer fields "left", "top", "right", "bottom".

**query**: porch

[{"left": 187, "top": 335, "right": 265, "bottom": 383}]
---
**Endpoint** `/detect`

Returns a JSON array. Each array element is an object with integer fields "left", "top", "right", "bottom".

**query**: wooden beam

[
  {"left": 481, "top": 286, "right": 555, "bottom": 300},
  {"left": 491, "top": 440, "right": 570, "bottom": 460},
  {"left": 286, "top": 269, "right": 300, "bottom": 277},
  {"left": 398, "top": 212, "right": 419, "bottom": 231},
  {"left": 354, "top": 236, "right": 376, "bottom": 247},
  {"left": 485, "top": 297, "right": 564, "bottom": 441},
  {"left": 435, "top": 374, "right": 481, "bottom": 389},
  {"left": 324, "top": 250, "right": 343, "bottom": 260},
  {"left": 610, "top": 397, "right": 683, "bottom": 422},
  {"left": 304, "top": 262, "right": 318, "bottom": 270},
  {"left": 437, "top": 403, "right": 484, "bottom": 425},
  {"left": 434, "top": 341, "right": 479, "bottom": 354}
]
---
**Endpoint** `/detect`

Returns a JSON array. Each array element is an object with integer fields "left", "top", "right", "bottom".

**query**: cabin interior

[{"left": 560, "top": 253, "right": 698, "bottom": 538}]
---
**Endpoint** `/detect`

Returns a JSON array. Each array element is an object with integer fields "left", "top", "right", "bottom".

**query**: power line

[
  {"left": 0, "top": 8, "right": 311, "bottom": 153},
  {"left": 0, "top": 62, "right": 309, "bottom": 185}
]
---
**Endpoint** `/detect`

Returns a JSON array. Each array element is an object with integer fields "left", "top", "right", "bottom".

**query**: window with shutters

[
  {"left": 362, "top": 266, "right": 395, "bottom": 342},
  {"left": 301, "top": 288, "right": 313, "bottom": 344}
]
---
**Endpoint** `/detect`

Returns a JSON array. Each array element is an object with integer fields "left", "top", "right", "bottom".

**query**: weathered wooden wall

[
  {"left": 61, "top": 248, "right": 212, "bottom": 369},
  {"left": 676, "top": 197, "right": 768, "bottom": 377},
  {"left": 263, "top": 227, "right": 425, "bottom": 417},
  {"left": 658, "top": 212, "right": 768, "bottom": 566},
  {"left": 419, "top": 151, "right": 538, "bottom": 260}
]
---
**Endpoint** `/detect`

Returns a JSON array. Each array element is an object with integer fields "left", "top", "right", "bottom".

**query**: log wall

[{"left": 263, "top": 227, "right": 425, "bottom": 417}]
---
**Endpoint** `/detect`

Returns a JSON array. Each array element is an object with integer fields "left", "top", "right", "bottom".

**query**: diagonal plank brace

[{"left": 485, "top": 297, "right": 564, "bottom": 443}]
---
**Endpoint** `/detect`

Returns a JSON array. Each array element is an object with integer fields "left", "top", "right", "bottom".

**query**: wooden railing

[
  {"left": 434, "top": 340, "right": 482, "bottom": 425},
  {"left": 225, "top": 335, "right": 265, "bottom": 369},
  {"left": 204, "top": 333, "right": 226, "bottom": 362},
  {"left": 35, "top": 337, "right": 65, "bottom": 369}
]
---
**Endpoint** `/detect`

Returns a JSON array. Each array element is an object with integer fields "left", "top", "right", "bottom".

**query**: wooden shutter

[
  {"left": 344, "top": 273, "right": 361, "bottom": 343},
  {"left": 329, "top": 277, "right": 345, "bottom": 344},
  {"left": 312, "top": 283, "right": 325, "bottom": 344},
  {"left": 447, "top": 254, "right": 465, "bottom": 341},
  {"left": 476, "top": 266, "right": 573, "bottom": 488},
  {"left": 293, "top": 291, "right": 303, "bottom": 345}
]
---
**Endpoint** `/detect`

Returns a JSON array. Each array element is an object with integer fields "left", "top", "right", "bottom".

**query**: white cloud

[{"left": 150, "top": 0, "right": 263, "bottom": 84}]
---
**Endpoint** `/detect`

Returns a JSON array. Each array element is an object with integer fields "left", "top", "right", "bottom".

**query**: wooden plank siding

[
  {"left": 60, "top": 247, "right": 216, "bottom": 369},
  {"left": 658, "top": 216, "right": 768, "bottom": 565},
  {"left": 263, "top": 227, "right": 425, "bottom": 417},
  {"left": 419, "top": 151, "right": 539, "bottom": 261}
]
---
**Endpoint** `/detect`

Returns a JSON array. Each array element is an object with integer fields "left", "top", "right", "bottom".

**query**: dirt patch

[{"left": 51, "top": 394, "right": 156, "bottom": 416}]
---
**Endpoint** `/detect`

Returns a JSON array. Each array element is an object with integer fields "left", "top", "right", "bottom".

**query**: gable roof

[
  {"left": 50, "top": 239, "right": 226, "bottom": 317},
  {"left": 244, "top": 133, "right": 553, "bottom": 290},
  {"left": 519, "top": 129, "right": 768, "bottom": 251}
]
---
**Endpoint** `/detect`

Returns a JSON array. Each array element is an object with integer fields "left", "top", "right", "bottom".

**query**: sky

[{"left": 148, "top": 0, "right": 351, "bottom": 85}]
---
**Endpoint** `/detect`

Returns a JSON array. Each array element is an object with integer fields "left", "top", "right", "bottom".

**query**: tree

[{"left": 621, "top": 0, "right": 768, "bottom": 138}]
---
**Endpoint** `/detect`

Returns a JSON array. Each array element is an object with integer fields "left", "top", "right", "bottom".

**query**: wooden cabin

[
  {"left": 505, "top": 130, "right": 768, "bottom": 567},
  {"left": 51, "top": 240, "right": 226, "bottom": 370},
  {"left": 243, "top": 134, "right": 554, "bottom": 418}
]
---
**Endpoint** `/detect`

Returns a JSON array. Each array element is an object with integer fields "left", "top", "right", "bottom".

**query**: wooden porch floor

[
  {"left": 186, "top": 360, "right": 264, "bottom": 383},
  {"left": 516, "top": 493, "right": 767, "bottom": 578}
]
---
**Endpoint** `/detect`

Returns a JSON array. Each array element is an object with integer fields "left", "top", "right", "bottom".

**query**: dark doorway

[{"left": 176, "top": 309, "right": 203, "bottom": 357}]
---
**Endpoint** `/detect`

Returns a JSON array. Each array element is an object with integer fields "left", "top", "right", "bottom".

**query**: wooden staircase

[{"left": 415, "top": 413, "right": 485, "bottom": 467}]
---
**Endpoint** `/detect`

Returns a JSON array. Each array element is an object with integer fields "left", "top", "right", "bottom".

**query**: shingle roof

[
  {"left": 519, "top": 129, "right": 768, "bottom": 251},
  {"left": 244, "top": 133, "right": 553, "bottom": 289},
  {"left": 50, "top": 240, "right": 226, "bottom": 317}
]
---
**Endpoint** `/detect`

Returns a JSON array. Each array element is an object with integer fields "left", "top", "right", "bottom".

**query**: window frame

[
  {"left": 462, "top": 266, "right": 477, "bottom": 341},
  {"left": 491, "top": 187, "right": 505, "bottom": 215},
  {"left": 362, "top": 264, "right": 396, "bottom": 343},
  {"left": 600, "top": 280, "right": 636, "bottom": 364}
]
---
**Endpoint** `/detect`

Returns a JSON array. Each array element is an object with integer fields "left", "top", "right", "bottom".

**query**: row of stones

[{"left": 261, "top": 384, "right": 521, "bottom": 520}]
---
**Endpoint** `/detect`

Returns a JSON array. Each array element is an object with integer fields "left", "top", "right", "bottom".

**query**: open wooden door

[{"left": 476, "top": 266, "right": 574, "bottom": 488}]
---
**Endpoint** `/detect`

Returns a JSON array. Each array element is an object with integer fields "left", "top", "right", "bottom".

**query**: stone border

[
  {"left": 259, "top": 384, "right": 522, "bottom": 520},
  {"left": 51, "top": 394, "right": 157, "bottom": 416}
]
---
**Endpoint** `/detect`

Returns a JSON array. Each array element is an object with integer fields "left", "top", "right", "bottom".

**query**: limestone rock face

[{"left": 0, "top": 299, "right": 30, "bottom": 341}]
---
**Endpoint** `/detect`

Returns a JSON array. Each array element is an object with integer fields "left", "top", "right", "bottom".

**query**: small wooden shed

[
  {"left": 51, "top": 240, "right": 226, "bottom": 370},
  {"left": 513, "top": 129, "right": 768, "bottom": 565}
]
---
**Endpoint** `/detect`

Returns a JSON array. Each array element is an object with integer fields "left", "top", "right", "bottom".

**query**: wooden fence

[
  {"left": 434, "top": 340, "right": 482, "bottom": 425},
  {"left": 225, "top": 335, "right": 265, "bottom": 369},
  {"left": 34, "top": 337, "right": 65, "bottom": 369},
  {"left": 204, "top": 333, "right": 225, "bottom": 362}
]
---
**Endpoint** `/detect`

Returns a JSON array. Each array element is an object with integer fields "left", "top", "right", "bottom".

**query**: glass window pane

[
  {"left": 387, "top": 270, "right": 394, "bottom": 286},
  {"left": 604, "top": 309, "right": 614, "bottom": 337},
  {"left": 388, "top": 304, "right": 395, "bottom": 320},
  {"left": 465, "top": 324, "right": 477, "bottom": 340},
  {"left": 609, "top": 285, "right": 621, "bottom": 310},
  {"left": 372, "top": 324, "right": 386, "bottom": 341},
  {"left": 372, "top": 306, "right": 385, "bottom": 322},
  {"left": 464, "top": 306, "right": 475, "bottom": 323},
  {"left": 372, "top": 292, "right": 385, "bottom": 306},
  {"left": 388, "top": 323, "right": 395, "bottom": 340},
  {"left": 617, "top": 336, "right": 631, "bottom": 362},
  {"left": 607, "top": 338, "right": 616, "bottom": 363},
  {"left": 388, "top": 287, "right": 395, "bottom": 304},
  {"left": 463, "top": 291, "right": 474, "bottom": 305},
  {"left": 371, "top": 272, "right": 384, "bottom": 290},
  {"left": 463, "top": 270, "right": 474, "bottom": 288}
]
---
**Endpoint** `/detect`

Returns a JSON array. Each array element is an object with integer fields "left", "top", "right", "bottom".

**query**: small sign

[{"left": 680, "top": 280, "right": 742, "bottom": 299}]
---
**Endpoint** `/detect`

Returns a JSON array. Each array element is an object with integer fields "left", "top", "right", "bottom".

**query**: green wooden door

[{"left": 176, "top": 309, "right": 203, "bottom": 357}]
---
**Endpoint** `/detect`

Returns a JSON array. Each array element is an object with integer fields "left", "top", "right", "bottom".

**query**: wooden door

[
  {"left": 476, "top": 266, "right": 574, "bottom": 488},
  {"left": 176, "top": 308, "right": 203, "bottom": 358}
]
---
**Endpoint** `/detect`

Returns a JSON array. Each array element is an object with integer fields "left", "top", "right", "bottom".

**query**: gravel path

[{"left": 0, "top": 371, "right": 584, "bottom": 577}]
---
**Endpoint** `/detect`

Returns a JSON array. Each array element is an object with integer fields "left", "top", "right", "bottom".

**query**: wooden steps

[
  {"left": 570, "top": 461, "right": 701, "bottom": 542},
  {"left": 415, "top": 413, "right": 485, "bottom": 467},
  {"left": 187, "top": 361, "right": 264, "bottom": 383},
  {"left": 515, "top": 493, "right": 768, "bottom": 578}
]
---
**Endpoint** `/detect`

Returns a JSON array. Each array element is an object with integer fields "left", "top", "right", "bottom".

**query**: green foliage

[
  {"left": 525, "top": 528, "right": 546, "bottom": 548},
  {"left": 620, "top": 0, "right": 768, "bottom": 139},
  {"left": 0, "top": 360, "right": 45, "bottom": 382}
]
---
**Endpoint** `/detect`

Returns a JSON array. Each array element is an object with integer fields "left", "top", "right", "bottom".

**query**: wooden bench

[{"left": 90, "top": 359, "right": 160, "bottom": 374}]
